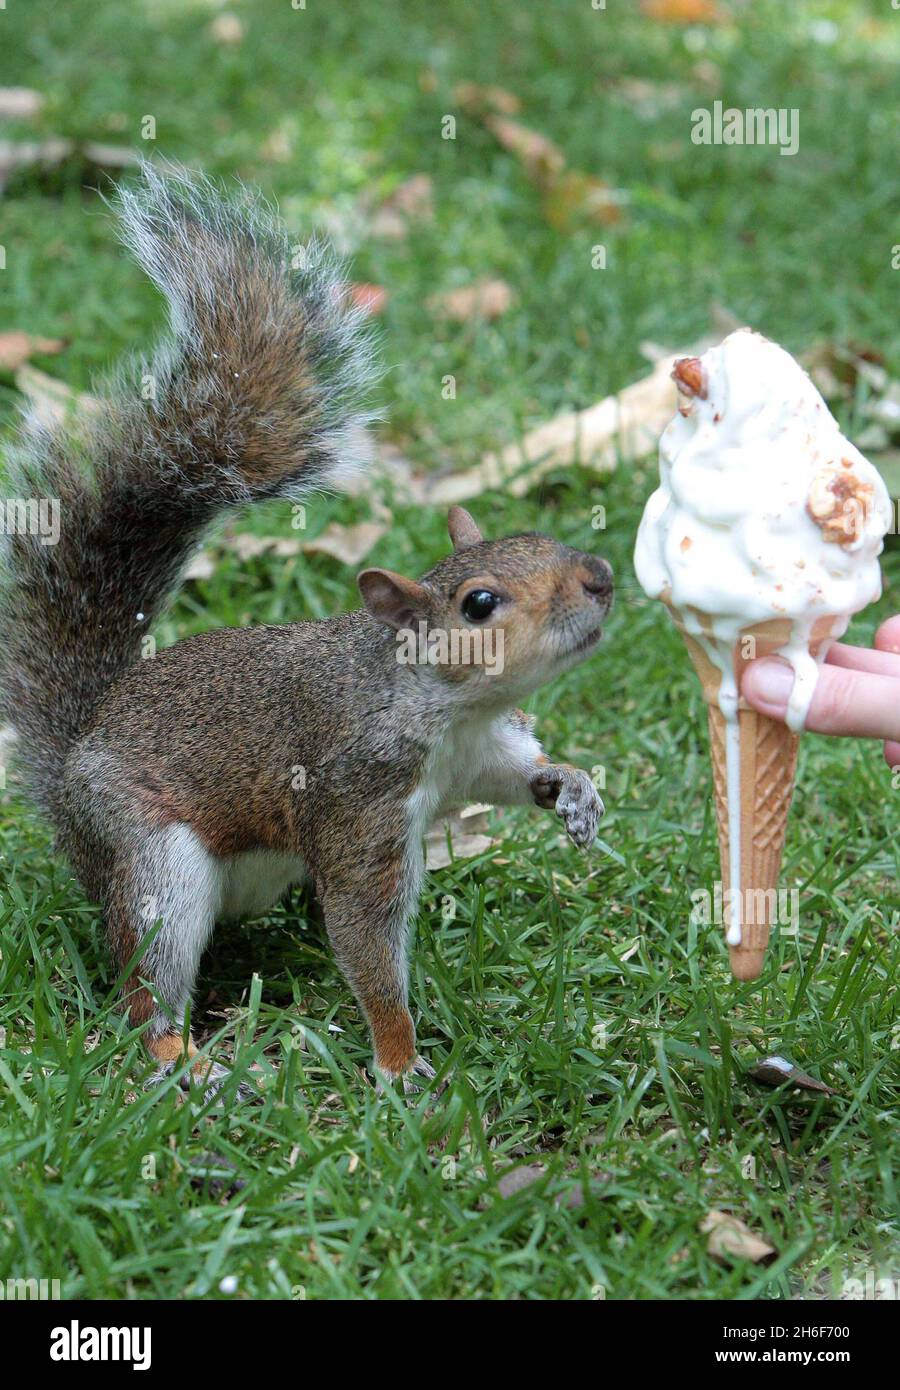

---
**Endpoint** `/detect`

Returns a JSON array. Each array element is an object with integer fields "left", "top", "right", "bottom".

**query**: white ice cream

[{"left": 634, "top": 329, "right": 891, "bottom": 946}]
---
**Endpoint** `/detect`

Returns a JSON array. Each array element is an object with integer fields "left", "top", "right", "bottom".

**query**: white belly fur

[
  {"left": 406, "top": 711, "right": 542, "bottom": 839},
  {"left": 217, "top": 849, "right": 307, "bottom": 921}
]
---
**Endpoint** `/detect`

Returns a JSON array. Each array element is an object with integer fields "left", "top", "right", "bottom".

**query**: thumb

[{"left": 742, "top": 656, "right": 900, "bottom": 755}]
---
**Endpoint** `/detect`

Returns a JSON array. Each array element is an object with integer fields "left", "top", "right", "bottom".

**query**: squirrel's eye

[{"left": 462, "top": 589, "right": 499, "bottom": 622}]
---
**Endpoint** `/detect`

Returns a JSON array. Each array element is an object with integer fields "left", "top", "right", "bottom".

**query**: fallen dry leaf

[
  {"left": 353, "top": 442, "right": 422, "bottom": 504},
  {"left": 0, "top": 88, "right": 45, "bottom": 120},
  {"left": 747, "top": 1055, "right": 839, "bottom": 1097},
  {"left": 425, "top": 348, "right": 690, "bottom": 504},
  {"left": 453, "top": 82, "right": 521, "bottom": 117},
  {"left": 701, "top": 1211, "right": 775, "bottom": 1264},
  {"left": 542, "top": 170, "right": 624, "bottom": 231},
  {"left": 867, "top": 382, "right": 900, "bottom": 431},
  {"left": 209, "top": 13, "right": 245, "bottom": 45},
  {"left": 232, "top": 534, "right": 273, "bottom": 562},
  {"left": 0, "top": 137, "right": 70, "bottom": 189},
  {"left": 348, "top": 282, "right": 388, "bottom": 316},
  {"left": 610, "top": 78, "right": 689, "bottom": 118},
  {"left": 301, "top": 520, "right": 386, "bottom": 567},
  {"left": 0, "top": 724, "right": 16, "bottom": 766},
  {"left": 692, "top": 60, "right": 722, "bottom": 90},
  {"left": 495, "top": 1161, "right": 610, "bottom": 1208},
  {"left": 225, "top": 533, "right": 303, "bottom": 563},
  {"left": 260, "top": 125, "right": 293, "bottom": 163},
  {"left": 425, "top": 804, "right": 495, "bottom": 871},
  {"left": 641, "top": 0, "right": 723, "bottom": 20},
  {"left": 554, "top": 1174, "right": 613, "bottom": 1210},
  {"left": 485, "top": 115, "right": 566, "bottom": 187},
  {"left": 14, "top": 364, "right": 99, "bottom": 426},
  {"left": 425, "top": 828, "right": 497, "bottom": 872},
  {"left": 474, "top": 103, "right": 628, "bottom": 236},
  {"left": 855, "top": 422, "right": 891, "bottom": 453},
  {"left": 801, "top": 340, "right": 887, "bottom": 402},
  {"left": 81, "top": 142, "right": 141, "bottom": 170},
  {"left": 428, "top": 278, "right": 515, "bottom": 323},
  {"left": 0, "top": 138, "right": 139, "bottom": 191},
  {"left": 371, "top": 174, "right": 434, "bottom": 239},
  {"left": 0, "top": 331, "right": 66, "bottom": 372},
  {"left": 388, "top": 173, "right": 433, "bottom": 219},
  {"left": 183, "top": 550, "right": 216, "bottom": 582},
  {"left": 497, "top": 1164, "right": 546, "bottom": 1198},
  {"left": 369, "top": 206, "right": 407, "bottom": 242}
]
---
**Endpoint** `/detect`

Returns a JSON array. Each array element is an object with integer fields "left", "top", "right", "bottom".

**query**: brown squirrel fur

[{"left": 0, "top": 165, "right": 611, "bottom": 1095}]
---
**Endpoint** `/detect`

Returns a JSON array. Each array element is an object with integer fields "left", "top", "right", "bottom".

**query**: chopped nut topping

[
  {"left": 672, "top": 356, "right": 708, "bottom": 401},
  {"left": 806, "top": 465, "right": 874, "bottom": 546}
]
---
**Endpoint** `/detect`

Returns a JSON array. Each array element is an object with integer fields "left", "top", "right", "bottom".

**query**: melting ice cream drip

[{"left": 681, "top": 611, "right": 744, "bottom": 945}]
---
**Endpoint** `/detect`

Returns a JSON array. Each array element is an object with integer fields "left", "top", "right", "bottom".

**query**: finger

[
  {"left": 826, "top": 642, "right": 900, "bottom": 678},
  {"left": 875, "top": 615, "right": 900, "bottom": 655},
  {"left": 885, "top": 741, "right": 900, "bottom": 770},
  {"left": 742, "top": 657, "right": 900, "bottom": 740}
]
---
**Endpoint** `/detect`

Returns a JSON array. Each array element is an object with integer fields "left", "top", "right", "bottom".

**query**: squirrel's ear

[
  {"left": 448, "top": 506, "right": 483, "bottom": 549},
  {"left": 358, "top": 568, "right": 429, "bottom": 631}
]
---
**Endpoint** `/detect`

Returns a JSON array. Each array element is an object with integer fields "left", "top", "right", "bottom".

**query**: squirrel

[{"left": 0, "top": 165, "right": 612, "bottom": 1094}]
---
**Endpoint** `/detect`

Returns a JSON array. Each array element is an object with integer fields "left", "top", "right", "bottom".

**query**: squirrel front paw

[{"left": 531, "top": 765, "right": 604, "bottom": 848}]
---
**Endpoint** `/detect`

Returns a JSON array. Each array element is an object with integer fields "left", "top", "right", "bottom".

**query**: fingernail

[{"left": 748, "top": 659, "right": 794, "bottom": 706}]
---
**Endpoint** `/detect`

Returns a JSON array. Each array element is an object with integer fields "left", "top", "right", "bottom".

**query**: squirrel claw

[
  {"left": 533, "top": 766, "right": 603, "bottom": 848},
  {"left": 146, "top": 1057, "right": 261, "bottom": 1106},
  {"left": 374, "top": 1054, "right": 440, "bottom": 1097},
  {"left": 557, "top": 774, "right": 604, "bottom": 848},
  {"left": 408, "top": 1055, "right": 437, "bottom": 1088}
]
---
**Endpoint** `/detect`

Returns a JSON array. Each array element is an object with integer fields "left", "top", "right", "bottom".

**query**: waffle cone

[{"left": 666, "top": 604, "right": 839, "bottom": 980}]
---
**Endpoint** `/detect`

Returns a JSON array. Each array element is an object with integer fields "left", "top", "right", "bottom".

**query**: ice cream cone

[
  {"left": 635, "top": 333, "right": 891, "bottom": 981},
  {"left": 665, "top": 603, "right": 839, "bottom": 980}
]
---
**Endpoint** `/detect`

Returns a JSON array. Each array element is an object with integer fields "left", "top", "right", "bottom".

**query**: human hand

[{"left": 741, "top": 615, "right": 900, "bottom": 768}]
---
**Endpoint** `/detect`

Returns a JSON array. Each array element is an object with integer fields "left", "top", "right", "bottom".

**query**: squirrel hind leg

[{"left": 107, "top": 822, "right": 221, "bottom": 1072}]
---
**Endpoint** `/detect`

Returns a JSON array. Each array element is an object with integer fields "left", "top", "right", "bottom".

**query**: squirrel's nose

[{"left": 579, "top": 555, "right": 613, "bottom": 601}]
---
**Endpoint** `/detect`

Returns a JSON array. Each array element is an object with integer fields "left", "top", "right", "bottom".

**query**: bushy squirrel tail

[{"left": 0, "top": 161, "right": 378, "bottom": 817}]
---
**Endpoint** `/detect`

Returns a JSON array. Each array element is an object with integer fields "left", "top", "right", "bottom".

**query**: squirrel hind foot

[
  {"left": 373, "top": 1053, "right": 440, "bottom": 1097},
  {"left": 145, "top": 1054, "right": 261, "bottom": 1107}
]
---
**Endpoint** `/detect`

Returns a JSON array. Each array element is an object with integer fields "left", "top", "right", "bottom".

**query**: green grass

[{"left": 0, "top": 0, "right": 898, "bottom": 1300}]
